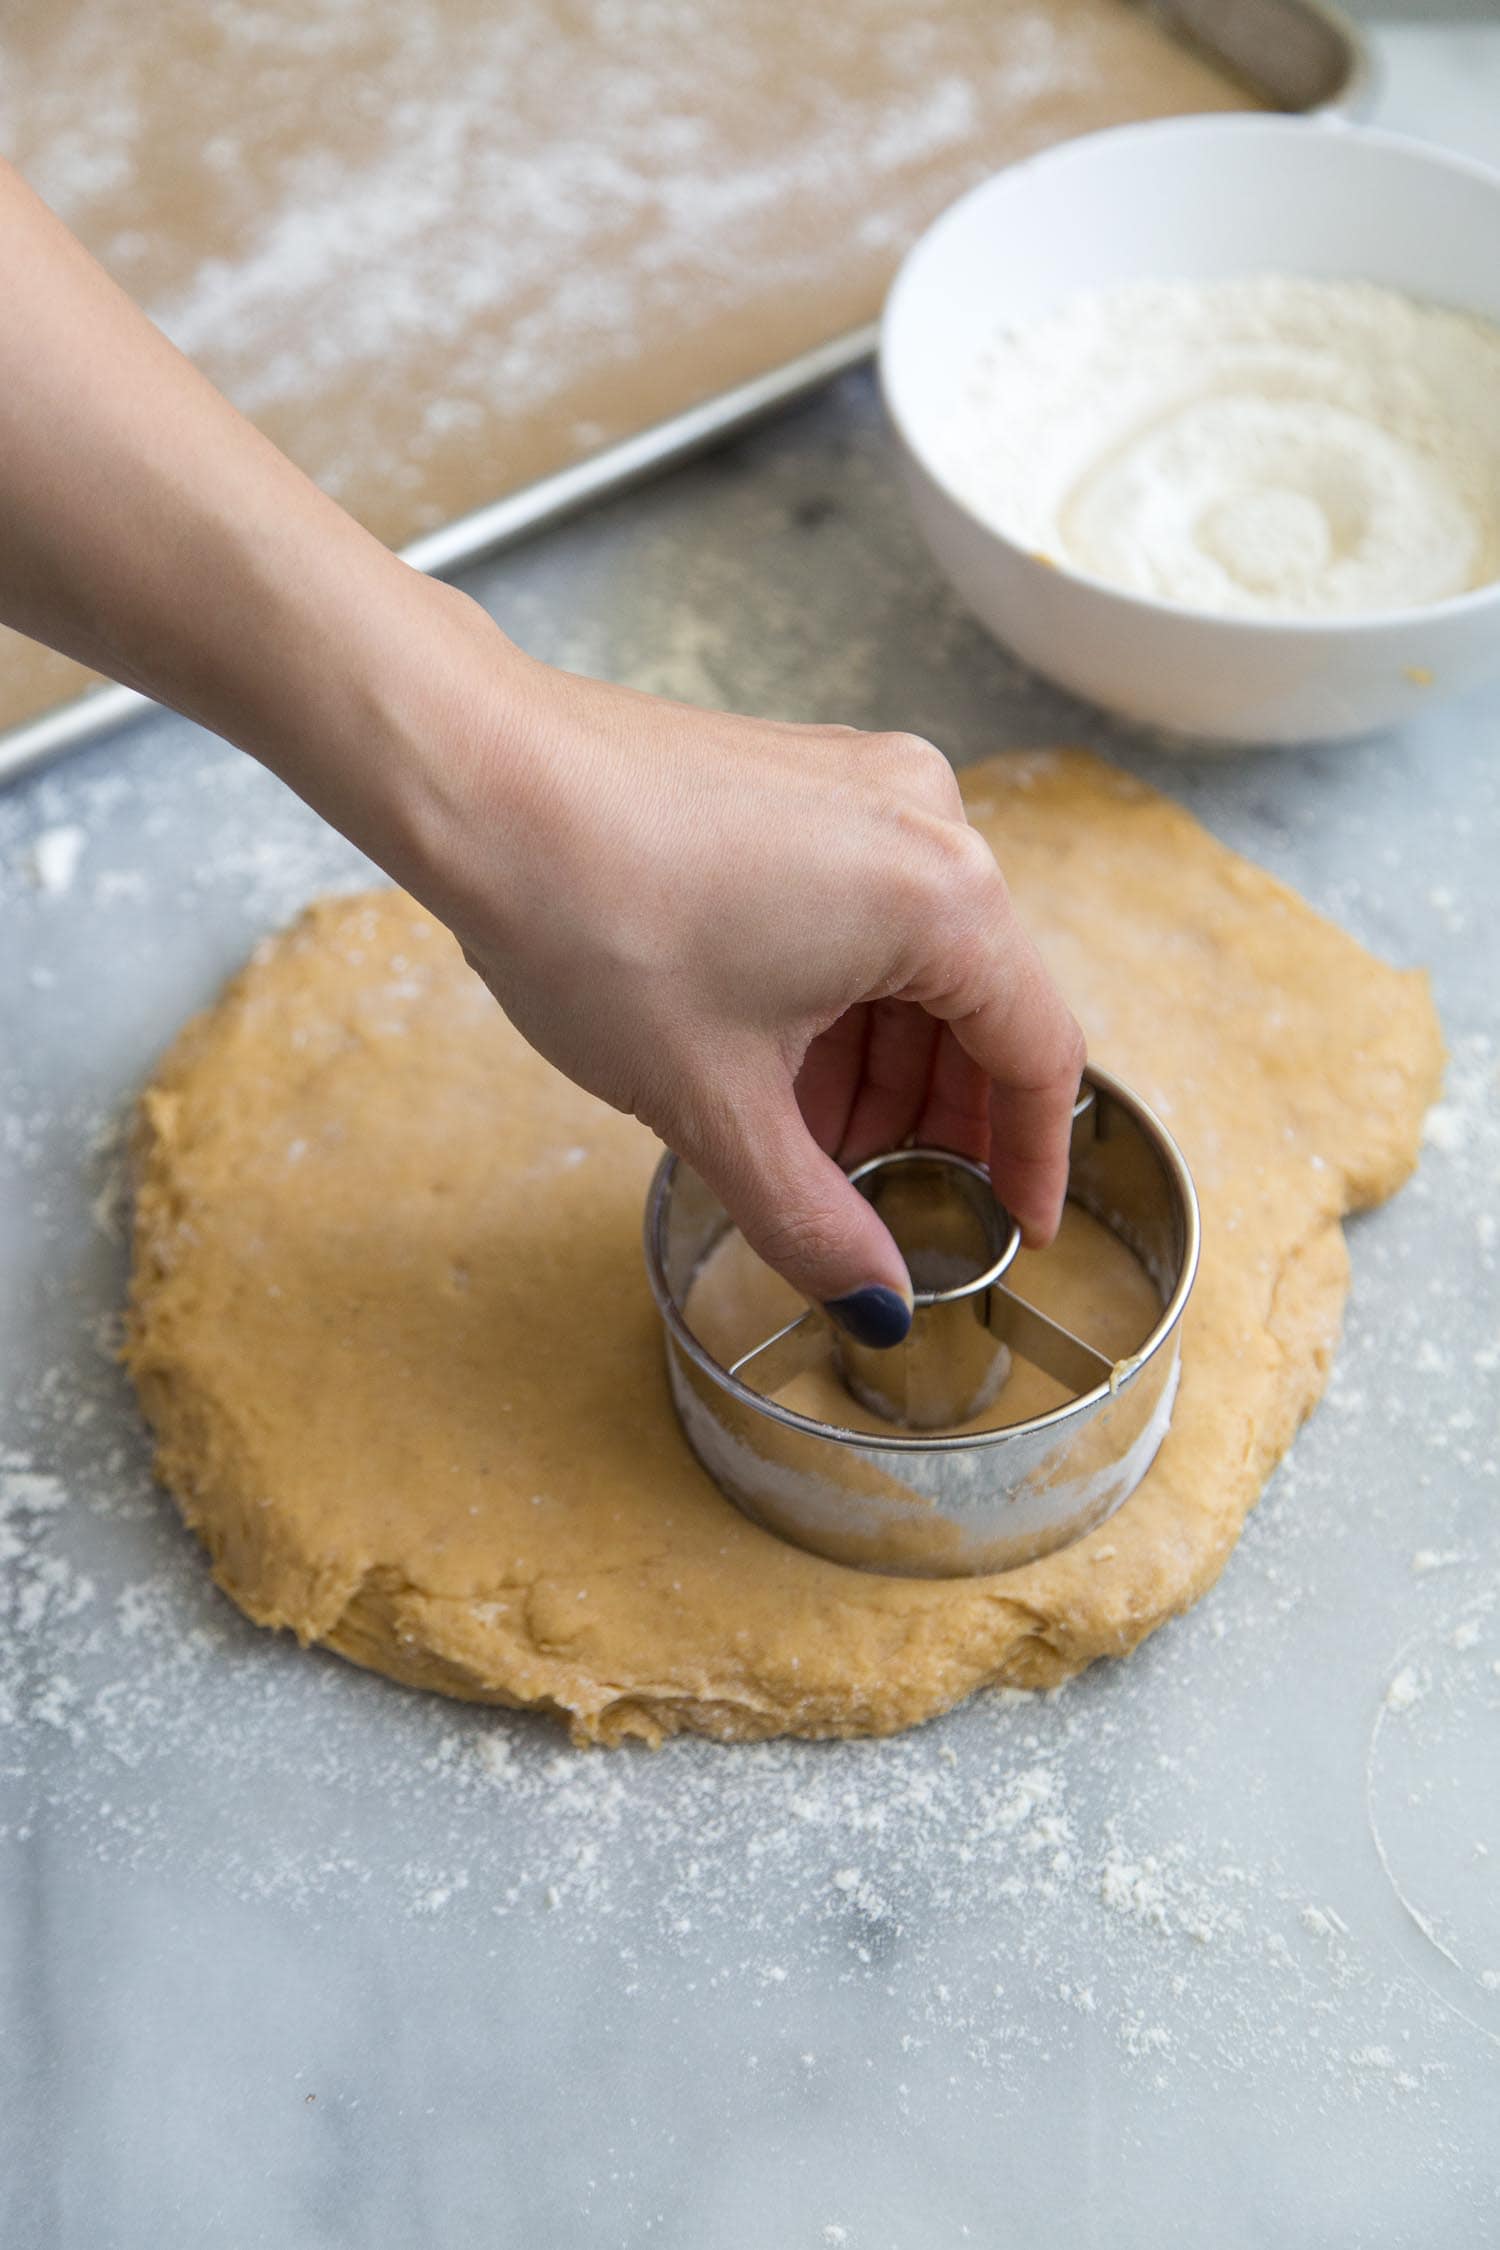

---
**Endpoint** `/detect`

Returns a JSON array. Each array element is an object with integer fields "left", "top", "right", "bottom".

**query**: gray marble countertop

[{"left": 2, "top": 27, "right": 1498, "bottom": 2249}]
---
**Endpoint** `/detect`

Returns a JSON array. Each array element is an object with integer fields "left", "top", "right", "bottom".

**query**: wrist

[
  {"left": 170, "top": 488, "right": 520, "bottom": 895},
  {"left": 285, "top": 563, "right": 545, "bottom": 939}
]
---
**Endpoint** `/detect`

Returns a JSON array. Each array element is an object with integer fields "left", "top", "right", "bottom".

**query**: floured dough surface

[{"left": 125, "top": 751, "right": 1443, "bottom": 1744}]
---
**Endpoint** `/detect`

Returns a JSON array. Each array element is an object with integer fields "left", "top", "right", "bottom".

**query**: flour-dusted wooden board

[{"left": 0, "top": 0, "right": 1266, "bottom": 734}]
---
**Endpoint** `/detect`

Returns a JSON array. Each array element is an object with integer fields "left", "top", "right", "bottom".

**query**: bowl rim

[{"left": 879, "top": 112, "right": 1500, "bottom": 640}]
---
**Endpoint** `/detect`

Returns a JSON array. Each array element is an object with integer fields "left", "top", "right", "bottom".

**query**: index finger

[{"left": 920, "top": 915, "right": 1084, "bottom": 1247}]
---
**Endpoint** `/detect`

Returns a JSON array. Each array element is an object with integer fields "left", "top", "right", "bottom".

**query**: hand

[{"left": 392, "top": 593, "right": 1085, "bottom": 1346}]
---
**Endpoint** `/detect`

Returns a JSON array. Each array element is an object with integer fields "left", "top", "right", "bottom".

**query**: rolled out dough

[{"left": 125, "top": 751, "right": 1443, "bottom": 1745}]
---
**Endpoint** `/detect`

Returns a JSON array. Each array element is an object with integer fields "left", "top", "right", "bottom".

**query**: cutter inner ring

[
  {"left": 845, "top": 1146, "right": 1022, "bottom": 1305},
  {"left": 839, "top": 1146, "right": 1023, "bottom": 1429}
]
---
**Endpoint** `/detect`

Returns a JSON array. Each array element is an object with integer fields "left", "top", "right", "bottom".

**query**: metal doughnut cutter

[{"left": 644, "top": 1066, "right": 1200, "bottom": 1577}]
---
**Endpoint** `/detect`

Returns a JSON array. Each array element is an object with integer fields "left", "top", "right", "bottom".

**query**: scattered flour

[
  {"left": 0, "top": 1340, "right": 1458, "bottom": 2104},
  {"left": 2, "top": 1323, "right": 1468, "bottom": 2111},
  {"left": 1412, "top": 1549, "right": 1467, "bottom": 1574},
  {"left": 27, "top": 823, "right": 88, "bottom": 895}
]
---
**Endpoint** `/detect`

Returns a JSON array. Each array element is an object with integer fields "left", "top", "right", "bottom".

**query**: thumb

[{"left": 691, "top": 1086, "right": 915, "bottom": 1350}]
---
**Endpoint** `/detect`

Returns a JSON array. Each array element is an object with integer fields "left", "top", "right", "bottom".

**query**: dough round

[{"left": 125, "top": 751, "right": 1443, "bottom": 1744}]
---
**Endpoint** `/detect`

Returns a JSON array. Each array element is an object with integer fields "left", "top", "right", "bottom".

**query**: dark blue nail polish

[{"left": 824, "top": 1286, "right": 912, "bottom": 1350}]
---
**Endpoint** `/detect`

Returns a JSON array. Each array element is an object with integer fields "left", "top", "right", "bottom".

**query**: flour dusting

[{"left": 26, "top": 824, "right": 87, "bottom": 895}]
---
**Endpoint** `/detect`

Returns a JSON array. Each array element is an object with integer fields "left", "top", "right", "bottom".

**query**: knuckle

[
  {"left": 916, "top": 816, "right": 1008, "bottom": 917},
  {"left": 879, "top": 819, "right": 1011, "bottom": 998},
  {"left": 946, "top": 821, "right": 1005, "bottom": 895},
  {"left": 875, "top": 730, "right": 958, "bottom": 801},
  {"left": 934, "top": 924, "right": 996, "bottom": 1010}
]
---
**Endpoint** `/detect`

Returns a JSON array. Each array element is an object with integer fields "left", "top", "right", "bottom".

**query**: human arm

[{"left": 0, "top": 159, "right": 1084, "bottom": 1341}]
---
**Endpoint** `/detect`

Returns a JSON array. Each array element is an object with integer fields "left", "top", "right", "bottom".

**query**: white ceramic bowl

[{"left": 880, "top": 116, "right": 1500, "bottom": 746}]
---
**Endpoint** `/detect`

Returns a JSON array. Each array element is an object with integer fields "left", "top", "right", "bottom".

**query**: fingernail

[{"left": 824, "top": 1286, "right": 913, "bottom": 1350}]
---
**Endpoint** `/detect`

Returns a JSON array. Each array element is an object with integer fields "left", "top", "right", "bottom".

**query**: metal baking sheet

[{"left": 0, "top": 0, "right": 1367, "bottom": 794}]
